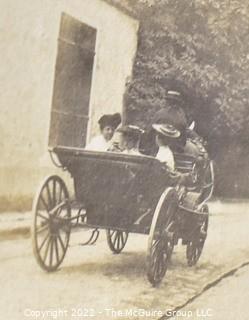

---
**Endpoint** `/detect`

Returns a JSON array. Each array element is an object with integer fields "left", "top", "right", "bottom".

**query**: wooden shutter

[{"left": 49, "top": 13, "right": 96, "bottom": 148}]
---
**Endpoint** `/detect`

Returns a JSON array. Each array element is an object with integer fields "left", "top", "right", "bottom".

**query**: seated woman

[
  {"left": 152, "top": 123, "right": 192, "bottom": 187},
  {"left": 85, "top": 113, "right": 121, "bottom": 151},
  {"left": 152, "top": 123, "right": 180, "bottom": 170},
  {"left": 115, "top": 125, "right": 144, "bottom": 155},
  {"left": 140, "top": 90, "right": 188, "bottom": 156}
]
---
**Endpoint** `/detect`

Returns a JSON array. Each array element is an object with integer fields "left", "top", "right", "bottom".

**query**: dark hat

[
  {"left": 98, "top": 113, "right": 121, "bottom": 130},
  {"left": 112, "top": 113, "right": 122, "bottom": 129},
  {"left": 152, "top": 123, "right": 180, "bottom": 138},
  {"left": 117, "top": 125, "right": 144, "bottom": 136},
  {"left": 151, "top": 107, "right": 187, "bottom": 132}
]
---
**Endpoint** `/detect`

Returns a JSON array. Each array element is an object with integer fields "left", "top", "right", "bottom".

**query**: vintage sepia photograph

[{"left": 1, "top": 0, "right": 249, "bottom": 319}]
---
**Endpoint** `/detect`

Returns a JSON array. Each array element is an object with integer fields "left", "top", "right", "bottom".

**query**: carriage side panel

[{"left": 56, "top": 149, "right": 168, "bottom": 231}]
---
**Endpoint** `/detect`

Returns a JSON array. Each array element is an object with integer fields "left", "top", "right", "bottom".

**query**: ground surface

[
  {"left": 1, "top": 200, "right": 249, "bottom": 320},
  {"left": 169, "top": 264, "right": 249, "bottom": 320}
]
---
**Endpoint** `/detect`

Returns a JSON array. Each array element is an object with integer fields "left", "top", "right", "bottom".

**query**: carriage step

[{"left": 79, "top": 229, "right": 100, "bottom": 246}]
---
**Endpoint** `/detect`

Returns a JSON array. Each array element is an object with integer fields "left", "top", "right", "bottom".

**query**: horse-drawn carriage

[{"left": 31, "top": 133, "right": 214, "bottom": 285}]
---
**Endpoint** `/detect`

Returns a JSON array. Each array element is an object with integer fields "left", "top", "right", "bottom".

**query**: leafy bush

[{"left": 106, "top": 0, "right": 249, "bottom": 196}]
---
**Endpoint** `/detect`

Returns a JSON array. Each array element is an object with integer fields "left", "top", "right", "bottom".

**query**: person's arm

[
  {"left": 107, "top": 142, "right": 122, "bottom": 152},
  {"left": 161, "top": 162, "right": 194, "bottom": 187}
]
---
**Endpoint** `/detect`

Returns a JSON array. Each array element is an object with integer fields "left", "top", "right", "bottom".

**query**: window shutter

[{"left": 49, "top": 13, "right": 96, "bottom": 148}]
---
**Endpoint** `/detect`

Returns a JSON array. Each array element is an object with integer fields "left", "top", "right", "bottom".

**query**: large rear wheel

[
  {"left": 186, "top": 204, "right": 209, "bottom": 266},
  {"left": 31, "top": 175, "right": 71, "bottom": 271},
  {"left": 147, "top": 188, "right": 178, "bottom": 286},
  {"left": 199, "top": 161, "right": 214, "bottom": 203}
]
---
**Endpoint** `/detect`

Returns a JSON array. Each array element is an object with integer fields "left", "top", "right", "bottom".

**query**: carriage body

[
  {"left": 54, "top": 146, "right": 171, "bottom": 233},
  {"left": 32, "top": 140, "right": 211, "bottom": 285},
  {"left": 30, "top": 39, "right": 213, "bottom": 284}
]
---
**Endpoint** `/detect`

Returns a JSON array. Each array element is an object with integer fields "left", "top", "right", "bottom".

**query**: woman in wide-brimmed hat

[
  {"left": 152, "top": 123, "right": 180, "bottom": 170},
  {"left": 85, "top": 113, "right": 121, "bottom": 151},
  {"left": 139, "top": 90, "right": 188, "bottom": 156},
  {"left": 153, "top": 122, "right": 195, "bottom": 189}
]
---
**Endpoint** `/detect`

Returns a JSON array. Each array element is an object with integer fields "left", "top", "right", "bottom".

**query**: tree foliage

[{"left": 106, "top": 0, "right": 249, "bottom": 196}]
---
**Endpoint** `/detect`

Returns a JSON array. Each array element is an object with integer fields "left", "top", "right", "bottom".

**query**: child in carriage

[{"left": 115, "top": 125, "right": 144, "bottom": 155}]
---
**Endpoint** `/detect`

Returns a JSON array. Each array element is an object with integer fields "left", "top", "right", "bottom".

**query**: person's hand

[{"left": 108, "top": 142, "right": 122, "bottom": 152}]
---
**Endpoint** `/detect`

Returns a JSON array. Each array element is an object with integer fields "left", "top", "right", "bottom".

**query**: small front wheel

[
  {"left": 31, "top": 175, "right": 71, "bottom": 271},
  {"left": 106, "top": 230, "right": 128, "bottom": 254}
]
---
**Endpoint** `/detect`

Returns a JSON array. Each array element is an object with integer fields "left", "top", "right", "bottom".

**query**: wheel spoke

[
  {"left": 152, "top": 238, "right": 160, "bottom": 250},
  {"left": 39, "top": 194, "right": 49, "bottom": 213},
  {"left": 113, "top": 232, "right": 119, "bottom": 248},
  {"left": 157, "top": 254, "right": 163, "bottom": 278},
  {"left": 117, "top": 233, "right": 121, "bottom": 249},
  {"left": 43, "top": 237, "right": 52, "bottom": 263},
  {"left": 54, "top": 237, "right": 60, "bottom": 264},
  {"left": 154, "top": 254, "right": 161, "bottom": 280},
  {"left": 46, "top": 183, "right": 52, "bottom": 209},
  {"left": 110, "top": 230, "right": 115, "bottom": 238},
  {"left": 120, "top": 232, "right": 124, "bottom": 246},
  {"left": 38, "top": 232, "right": 50, "bottom": 252},
  {"left": 58, "top": 186, "right": 63, "bottom": 204},
  {"left": 58, "top": 207, "right": 69, "bottom": 219},
  {"left": 57, "top": 233, "right": 66, "bottom": 253},
  {"left": 37, "top": 211, "right": 49, "bottom": 221},
  {"left": 112, "top": 230, "right": 117, "bottom": 237},
  {"left": 53, "top": 179, "right": 56, "bottom": 207},
  {"left": 152, "top": 242, "right": 160, "bottom": 266},
  {"left": 49, "top": 238, "right": 54, "bottom": 267},
  {"left": 36, "top": 223, "right": 49, "bottom": 234},
  {"left": 50, "top": 202, "right": 64, "bottom": 216}
]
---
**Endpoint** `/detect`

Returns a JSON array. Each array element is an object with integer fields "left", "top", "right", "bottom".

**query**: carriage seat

[
  {"left": 179, "top": 191, "right": 201, "bottom": 210},
  {"left": 174, "top": 138, "right": 208, "bottom": 176}
]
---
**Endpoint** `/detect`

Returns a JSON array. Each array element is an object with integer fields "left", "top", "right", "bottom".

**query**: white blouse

[
  {"left": 156, "top": 146, "right": 175, "bottom": 170},
  {"left": 85, "top": 135, "right": 112, "bottom": 152}
]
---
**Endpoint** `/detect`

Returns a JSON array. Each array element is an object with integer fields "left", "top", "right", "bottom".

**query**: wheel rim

[
  {"left": 32, "top": 175, "right": 71, "bottom": 271},
  {"left": 187, "top": 205, "right": 209, "bottom": 266},
  {"left": 147, "top": 188, "right": 178, "bottom": 286},
  {"left": 186, "top": 240, "right": 203, "bottom": 266},
  {"left": 148, "top": 231, "right": 171, "bottom": 285},
  {"left": 106, "top": 230, "right": 128, "bottom": 254},
  {"left": 200, "top": 161, "right": 214, "bottom": 203}
]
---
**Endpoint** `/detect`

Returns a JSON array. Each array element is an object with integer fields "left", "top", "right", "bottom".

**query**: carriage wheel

[
  {"left": 147, "top": 188, "right": 178, "bottom": 286},
  {"left": 31, "top": 175, "right": 71, "bottom": 272},
  {"left": 106, "top": 230, "right": 129, "bottom": 254},
  {"left": 186, "top": 204, "right": 209, "bottom": 266}
]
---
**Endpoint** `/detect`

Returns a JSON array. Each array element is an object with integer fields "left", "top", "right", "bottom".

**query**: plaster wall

[{"left": 0, "top": 0, "right": 138, "bottom": 210}]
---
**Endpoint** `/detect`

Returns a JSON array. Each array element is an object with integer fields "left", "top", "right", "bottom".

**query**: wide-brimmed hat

[
  {"left": 98, "top": 113, "right": 121, "bottom": 130},
  {"left": 117, "top": 125, "right": 144, "bottom": 136},
  {"left": 151, "top": 106, "right": 187, "bottom": 132},
  {"left": 152, "top": 123, "right": 181, "bottom": 138}
]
